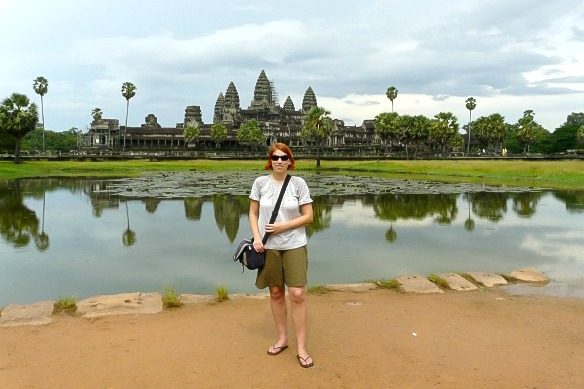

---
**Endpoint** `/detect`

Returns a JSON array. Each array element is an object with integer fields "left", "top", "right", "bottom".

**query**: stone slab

[
  {"left": 509, "top": 268, "right": 549, "bottom": 284},
  {"left": 396, "top": 275, "right": 444, "bottom": 294},
  {"left": 466, "top": 272, "right": 508, "bottom": 287},
  {"left": 77, "top": 292, "right": 163, "bottom": 318},
  {"left": 437, "top": 273, "right": 479, "bottom": 291},
  {"left": 179, "top": 294, "right": 217, "bottom": 304},
  {"left": 0, "top": 300, "right": 55, "bottom": 327},
  {"left": 325, "top": 283, "right": 378, "bottom": 292}
]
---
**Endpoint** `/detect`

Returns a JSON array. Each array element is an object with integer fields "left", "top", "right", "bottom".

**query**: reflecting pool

[{"left": 1, "top": 177, "right": 583, "bottom": 307}]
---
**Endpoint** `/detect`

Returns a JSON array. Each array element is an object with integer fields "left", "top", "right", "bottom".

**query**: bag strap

[{"left": 261, "top": 174, "right": 291, "bottom": 245}]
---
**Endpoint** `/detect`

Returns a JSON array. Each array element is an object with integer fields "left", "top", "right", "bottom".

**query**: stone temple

[{"left": 87, "top": 70, "right": 377, "bottom": 151}]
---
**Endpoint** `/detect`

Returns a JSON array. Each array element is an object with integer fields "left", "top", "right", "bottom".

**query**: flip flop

[
  {"left": 267, "top": 344, "right": 289, "bottom": 356},
  {"left": 296, "top": 354, "right": 314, "bottom": 368}
]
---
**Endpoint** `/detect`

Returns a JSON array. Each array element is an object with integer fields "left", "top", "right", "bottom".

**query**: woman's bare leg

[
  {"left": 288, "top": 286, "right": 312, "bottom": 365},
  {"left": 268, "top": 285, "right": 288, "bottom": 350}
]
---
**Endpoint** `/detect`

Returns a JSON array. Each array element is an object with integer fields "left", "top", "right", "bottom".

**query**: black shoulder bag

[{"left": 233, "top": 174, "right": 291, "bottom": 272}]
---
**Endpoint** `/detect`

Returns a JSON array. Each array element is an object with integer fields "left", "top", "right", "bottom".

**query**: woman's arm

[
  {"left": 265, "top": 202, "right": 313, "bottom": 235},
  {"left": 249, "top": 199, "right": 265, "bottom": 252}
]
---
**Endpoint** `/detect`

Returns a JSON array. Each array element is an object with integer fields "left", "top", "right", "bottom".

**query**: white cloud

[{"left": 1, "top": 0, "right": 582, "bottom": 131}]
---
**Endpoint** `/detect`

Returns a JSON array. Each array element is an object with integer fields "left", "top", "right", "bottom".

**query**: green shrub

[
  {"left": 162, "top": 287, "right": 182, "bottom": 308},
  {"left": 53, "top": 296, "right": 77, "bottom": 315},
  {"left": 216, "top": 286, "right": 229, "bottom": 302}
]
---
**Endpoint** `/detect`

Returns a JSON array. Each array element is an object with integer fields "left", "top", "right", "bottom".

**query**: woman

[{"left": 249, "top": 143, "right": 314, "bottom": 368}]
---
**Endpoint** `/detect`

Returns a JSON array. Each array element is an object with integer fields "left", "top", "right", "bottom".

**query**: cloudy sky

[{"left": 1, "top": 0, "right": 583, "bottom": 132}]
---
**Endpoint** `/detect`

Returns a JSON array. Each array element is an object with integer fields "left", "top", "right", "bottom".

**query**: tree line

[
  {"left": 2, "top": 78, "right": 583, "bottom": 164},
  {"left": 375, "top": 86, "right": 584, "bottom": 158}
]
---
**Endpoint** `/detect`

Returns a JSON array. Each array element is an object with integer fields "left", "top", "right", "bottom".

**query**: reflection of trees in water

[
  {"left": 122, "top": 199, "right": 136, "bottom": 246},
  {"left": 184, "top": 197, "right": 204, "bottom": 220},
  {"left": 463, "top": 192, "right": 475, "bottom": 232},
  {"left": 373, "top": 193, "right": 458, "bottom": 243},
  {"left": 306, "top": 196, "right": 334, "bottom": 238},
  {"left": 373, "top": 193, "right": 458, "bottom": 223},
  {"left": 385, "top": 223, "right": 397, "bottom": 243},
  {"left": 553, "top": 191, "right": 584, "bottom": 214},
  {"left": 512, "top": 192, "right": 543, "bottom": 218},
  {"left": 212, "top": 194, "right": 248, "bottom": 243},
  {"left": 471, "top": 192, "right": 508, "bottom": 222},
  {"left": 0, "top": 180, "right": 45, "bottom": 250},
  {"left": 36, "top": 184, "right": 50, "bottom": 251},
  {"left": 143, "top": 198, "right": 161, "bottom": 213},
  {"left": 5, "top": 178, "right": 570, "bottom": 250}
]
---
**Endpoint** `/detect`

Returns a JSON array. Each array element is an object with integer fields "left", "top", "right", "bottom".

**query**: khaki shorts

[{"left": 255, "top": 245, "right": 308, "bottom": 289}]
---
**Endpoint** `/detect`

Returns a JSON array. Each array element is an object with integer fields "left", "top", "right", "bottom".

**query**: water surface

[{"left": 1, "top": 177, "right": 583, "bottom": 307}]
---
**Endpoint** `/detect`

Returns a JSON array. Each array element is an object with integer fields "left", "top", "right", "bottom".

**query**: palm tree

[
  {"left": 0, "top": 93, "right": 39, "bottom": 163},
  {"left": 210, "top": 123, "right": 227, "bottom": 148},
  {"left": 386, "top": 86, "right": 398, "bottom": 113},
  {"left": 301, "top": 106, "right": 335, "bottom": 168},
  {"left": 121, "top": 82, "right": 136, "bottom": 150},
  {"left": 465, "top": 97, "right": 477, "bottom": 155},
  {"left": 517, "top": 110, "right": 535, "bottom": 153},
  {"left": 91, "top": 108, "right": 103, "bottom": 123},
  {"left": 33, "top": 76, "right": 48, "bottom": 151}
]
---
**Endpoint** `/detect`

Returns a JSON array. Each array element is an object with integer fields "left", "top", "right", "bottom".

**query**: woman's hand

[
  {"left": 265, "top": 222, "right": 287, "bottom": 235},
  {"left": 253, "top": 239, "right": 266, "bottom": 253}
]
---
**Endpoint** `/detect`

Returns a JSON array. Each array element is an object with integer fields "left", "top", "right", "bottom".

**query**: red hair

[{"left": 264, "top": 143, "right": 296, "bottom": 170}]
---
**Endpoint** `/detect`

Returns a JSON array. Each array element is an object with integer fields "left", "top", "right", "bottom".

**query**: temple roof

[{"left": 302, "top": 86, "right": 317, "bottom": 113}]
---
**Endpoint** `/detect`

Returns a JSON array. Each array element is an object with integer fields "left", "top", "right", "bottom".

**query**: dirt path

[{"left": 1, "top": 289, "right": 583, "bottom": 388}]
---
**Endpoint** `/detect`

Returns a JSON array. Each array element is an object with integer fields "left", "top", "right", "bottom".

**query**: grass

[
  {"left": 428, "top": 274, "right": 449, "bottom": 289},
  {"left": 161, "top": 287, "right": 182, "bottom": 308},
  {"left": 366, "top": 278, "right": 401, "bottom": 290},
  {"left": 307, "top": 284, "right": 329, "bottom": 295},
  {"left": 53, "top": 296, "right": 78, "bottom": 315},
  {"left": 1, "top": 159, "right": 583, "bottom": 189},
  {"left": 215, "top": 286, "right": 229, "bottom": 302}
]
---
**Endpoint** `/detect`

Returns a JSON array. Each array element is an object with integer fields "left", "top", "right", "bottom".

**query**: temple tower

[
  {"left": 184, "top": 106, "right": 203, "bottom": 127},
  {"left": 213, "top": 93, "right": 225, "bottom": 124},
  {"left": 250, "top": 70, "right": 272, "bottom": 109},
  {"left": 283, "top": 96, "right": 295, "bottom": 111},
  {"left": 222, "top": 82, "right": 241, "bottom": 125},
  {"left": 302, "top": 86, "right": 317, "bottom": 113}
]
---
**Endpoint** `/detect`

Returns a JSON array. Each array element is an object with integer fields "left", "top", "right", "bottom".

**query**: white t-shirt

[{"left": 249, "top": 175, "right": 313, "bottom": 250}]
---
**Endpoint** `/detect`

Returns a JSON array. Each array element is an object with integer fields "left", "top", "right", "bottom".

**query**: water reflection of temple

[
  {"left": 86, "top": 70, "right": 377, "bottom": 151},
  {"left": 4, "top": 177, "right": 571, "bottom": 253}
]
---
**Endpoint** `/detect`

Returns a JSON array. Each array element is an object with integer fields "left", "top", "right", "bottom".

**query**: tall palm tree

[
  {"left": 33, "top": 76, "right": 48, "bottom": 151},
  {"left": 386, "top": 86, "right": 398, "bottom": 113},
  {"left": 301, "top": 106, "right": 335, "bottom": 168},
  {"left": 0, "top": 93, "right": 39, "bottom": 163},
  {"left": 465, "top": 97, "right": 477, "bottom": 155},
  {"left": 121, "top": 82, "right": 136, "bottom": 150}
]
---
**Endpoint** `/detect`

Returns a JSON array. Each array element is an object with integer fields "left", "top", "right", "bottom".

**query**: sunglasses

[{"left": 271, "top": 154, "right": 290, "bottom": 161}]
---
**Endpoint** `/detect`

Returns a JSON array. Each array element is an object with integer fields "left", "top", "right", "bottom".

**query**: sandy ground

[{"left": 1, "top": 288, "right": 584, "bottom": 389}]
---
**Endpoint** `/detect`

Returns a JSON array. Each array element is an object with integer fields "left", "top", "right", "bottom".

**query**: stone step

[
  {"left": 77, "top": 292, "right": 163, "bottom": 318},
  {"left": 396, "top": 275, "right": 444, "bottom": 294},
  {"left": 0, "top": 269, "right": 552, "bottom": 326},
  {"left": 466, "top": 272, "right": 508, "bottom": 287},
  {"left": 436, "top": 273, "right": 479, "bottom": 291},
  {"left": 509, "top": 268, "right": 549, "bottom": 284},
  {"left": 0, "top": 301, "right": 55, "bottom": 327}
]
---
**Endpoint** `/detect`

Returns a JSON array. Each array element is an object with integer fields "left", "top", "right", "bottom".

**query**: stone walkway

[{"left": 0, "top": 269, "right": 548, "bottom": 327}]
